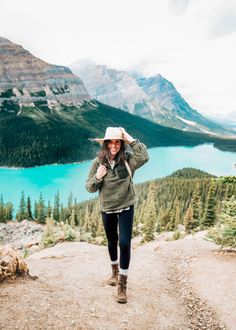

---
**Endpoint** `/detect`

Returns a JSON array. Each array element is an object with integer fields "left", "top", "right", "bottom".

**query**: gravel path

[{"left": 0, "top": 233, "right": 235, "bottom": 330}]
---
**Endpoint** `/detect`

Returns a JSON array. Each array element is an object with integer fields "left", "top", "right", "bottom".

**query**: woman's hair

[{"left": 98, "top": 140, "right": 126, "bottom": 164}]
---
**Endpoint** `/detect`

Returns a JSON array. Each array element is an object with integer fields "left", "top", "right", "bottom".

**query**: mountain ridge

[
  {"left": 0, "top": 37, "right": 235, "bottom": 167},
  {"left": 70, "top": 61, "right": 233, "bottom": 136}
]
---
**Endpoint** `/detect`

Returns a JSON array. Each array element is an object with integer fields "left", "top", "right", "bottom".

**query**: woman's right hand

[{"left": 96, "top": 165, "right": 107, "bottom": 180}]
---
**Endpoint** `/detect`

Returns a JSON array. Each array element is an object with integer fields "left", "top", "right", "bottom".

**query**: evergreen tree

[
  {"left": 83, "top": 205, "right": 90, "bottom": 232},
  {"left": 173, "top": 197, "right": 181, "bottom": 228},
  {"left": 59, "top": 203, "right": 69, "bottom": 222},
  {"left": 216, "top": 195, "right": 236, "bottom": 247},
  {"left": 224, "top": 184, "right": 233, "bottom": 201},
  {"left": 34, "top": 201, "right": 38, "bottom": 219},
  {"left": 67, "top": 192, "right": 73, "bottom": 209},
  {"left": 5, "top": 202, "right": 13, "bottom": 221},
  {"left": 202, "top": 180, "right": 217, "bottom": 227},
  {"left": 90, "top": 208, "right": 97, "bottom": 238},
  {"left": 73, "top": 206, "right": 79, "bottom": 226},
  {"left": 190, "top": 182, "right": 201, "bottom": 228},
  {"left": 53, "top": 190, "right": 60, "bottom": 222},
  {"left": 70, "top": 208, "right": 76, "bottom": 228},
  {"left": 46, "top": 201, "right": 52, "bottom": 218},
  {"left": 138, "top": 199, "right": 147, "bottom": 224},
  {"left": 165, "top": 209, "right": 175, "bottom": 231},
  {"left": 17, "top": 191, "right": 27, "bottom": 222},
  {"left": 60, "top": 203, "right": 66, "bottom": 222},
  {"left": 142, "top": 182, "right": 156, "bottom": 242},
  {"left": 184, "top": 205, "right": 194, "bottom": 233},
  {"left": 26, "top": 196, "right": 33, "bottom": 220},
  {"left": 160, "top": 209, "right": 172, "bottom": 230},
  {"left": 37, "top": 193, "right": 46, "bottom": 224},
  {"left": 156, "top": 206, "right": 164, "bottom": 232},
  {"left": 0, "top": 195, "right": 6, "bottom": 223}
]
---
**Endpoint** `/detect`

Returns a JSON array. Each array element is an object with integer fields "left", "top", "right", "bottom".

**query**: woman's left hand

[{"left": 119, "top": 127, "right": 135, "bottom": 144}]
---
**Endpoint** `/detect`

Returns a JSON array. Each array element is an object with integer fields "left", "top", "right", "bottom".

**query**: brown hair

[{"left": 98, "top": 140, "right": 126, "bottom": 165}]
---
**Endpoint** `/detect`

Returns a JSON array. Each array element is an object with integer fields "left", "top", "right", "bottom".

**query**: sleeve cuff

[{"left": 95, "top": 176, "right": 103, "bottom": 182}]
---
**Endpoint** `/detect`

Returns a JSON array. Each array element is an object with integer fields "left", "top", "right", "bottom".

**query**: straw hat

[{"left": 91, "top": 127, "right": 130, "bottom": 144}]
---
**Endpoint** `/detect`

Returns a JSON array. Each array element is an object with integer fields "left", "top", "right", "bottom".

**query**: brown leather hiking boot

[
  {"left": 107, "top": 263, "right": 119, "bottom": 286},
  {"left": 116, "top": 274, "right": 128, "bottom": 303}
]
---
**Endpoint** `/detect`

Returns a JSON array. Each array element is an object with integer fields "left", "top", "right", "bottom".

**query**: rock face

[
  {"left": 70, "top": 62, "right": 230, "bottom": 135},
  {"left": 0, "top": 37, "right": 91, "bottom": 115},
  {"left": 0, "top": 220, "right": 43, "bottom": 250},
  {"left": 134, "top": 73, "right": 225, "bottom": 134},
  {"left": 70, "top": 63, "right": 162, "bottom": 122}
]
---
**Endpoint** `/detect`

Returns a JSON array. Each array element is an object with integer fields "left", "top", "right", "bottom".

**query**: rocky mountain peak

[
  {"left": 70, "top": 63, "right": 163, "bottom": 119},
  {"left": 70, "top": 60, "right": 231, "bottom": 135},
  {"left": 0, "top": 36, "right": 91, "bottom": 115}
]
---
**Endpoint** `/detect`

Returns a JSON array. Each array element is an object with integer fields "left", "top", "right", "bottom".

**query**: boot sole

[
  {"left": 116, "top": 297, "right": 127, "bottom": 304},
  {"left": 107, "top": 281, "right": 118, "bottom": 286}
]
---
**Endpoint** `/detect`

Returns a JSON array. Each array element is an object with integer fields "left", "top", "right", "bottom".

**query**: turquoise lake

[{"left": 0, "top": 144, "right": 235, "bottom": 212}]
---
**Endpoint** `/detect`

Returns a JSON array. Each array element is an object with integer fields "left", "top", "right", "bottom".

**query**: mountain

[
  {"left": 0, "top": 37, "right": 235, "bottom": 167},
  {"left": 69, "top": 61, "right": 163, "bottom": 120},
  {"left": 134, "top": 73, "right": 230, "bottom": 135},
  {"left": 69, "top": 61, "right": 233, "bottom": 136},
  {"left": 0, "top": 37, "right": 91, "bottom": 114}
]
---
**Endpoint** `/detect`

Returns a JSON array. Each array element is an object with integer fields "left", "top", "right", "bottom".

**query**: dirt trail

[{"left": 0, "top": 233, "right": 236, "bottom": 330}]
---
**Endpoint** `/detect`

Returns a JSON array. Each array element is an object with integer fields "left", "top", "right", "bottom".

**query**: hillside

[
  {"left": 1, "top": 97, "right": 236, "bottom": 167},
  {"left": 0, "top": 235, "right": 235, "bottom": 329},
  {"left": 168, "top": 168, "right": 217, "bottom": 179},
  {"left": 0, "top": 93, "right": 221, "bottom": 168}
]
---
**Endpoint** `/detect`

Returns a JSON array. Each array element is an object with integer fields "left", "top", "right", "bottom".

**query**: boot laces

[{"left": 118, "top": 276, "right": 127, "bottom": 291}]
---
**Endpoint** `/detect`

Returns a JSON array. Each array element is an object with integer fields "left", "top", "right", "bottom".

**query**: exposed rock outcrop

[
  {"left": 0, "top": 37, "right": 91, "bottom": 115},
  {"left": 0, "top": 220, "right": 43, "bottom": 251},
  {"left": 0, "top": 245, "right": 32, "bottom": 282}
]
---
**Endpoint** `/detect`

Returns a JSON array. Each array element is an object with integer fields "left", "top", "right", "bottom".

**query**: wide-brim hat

[{"left": 90, "top": 127, "right": 130, "bottom": 144}]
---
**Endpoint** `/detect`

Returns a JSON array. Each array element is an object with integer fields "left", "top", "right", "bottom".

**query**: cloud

[
  {"left": 168, "top": 0, "right": 190, "bottom": 15},
  {"left": 211, "top": 9, "right": 236, "bottom": 38}
]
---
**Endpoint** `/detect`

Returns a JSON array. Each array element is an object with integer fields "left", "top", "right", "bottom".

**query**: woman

[{"left": 86, "top": 127, "right": 149, "bottom": 303}]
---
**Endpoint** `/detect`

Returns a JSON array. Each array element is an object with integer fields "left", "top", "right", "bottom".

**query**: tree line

[{"left": 1, "top": 169, "right": 235, "bottom": 245}]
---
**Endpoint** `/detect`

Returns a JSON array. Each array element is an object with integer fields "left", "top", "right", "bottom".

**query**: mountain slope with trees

[
  {"left": 0, "top": 98, "right": 229, "bottom": 167},
  {"left": 0, "top": 36, "right": 236, "bottom": 168}
]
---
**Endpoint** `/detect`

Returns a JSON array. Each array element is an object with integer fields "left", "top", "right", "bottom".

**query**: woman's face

[{"left": 107, "top": 139, "right": 122, "bottom": 158}]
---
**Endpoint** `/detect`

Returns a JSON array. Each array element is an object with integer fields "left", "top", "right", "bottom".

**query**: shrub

[
  {"left": 41, "top": 217, "right": 79, "bottom": 248},
  {"left": 172, "top": 229, "right": 185, "bottom": 240}
]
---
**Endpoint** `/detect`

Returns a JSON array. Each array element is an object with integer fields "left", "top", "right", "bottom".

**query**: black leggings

[{"left": 101, "top": 206, "right": 134, "bottom": 270}]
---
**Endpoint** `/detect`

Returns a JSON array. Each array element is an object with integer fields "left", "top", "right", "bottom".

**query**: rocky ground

[
  {"left": 0, "top": 220, "right": 43, "bottom": 251},
  {"left": 0, "top": 226, "right": 236, "bottom": 330}
]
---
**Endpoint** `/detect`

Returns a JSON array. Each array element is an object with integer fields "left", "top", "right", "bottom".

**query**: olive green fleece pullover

[{"left": 86, "top": 140, "right": 149, "bottom": 212}]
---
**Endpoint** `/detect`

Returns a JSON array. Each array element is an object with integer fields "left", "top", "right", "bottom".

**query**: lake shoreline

[
  {"left": 0, "top": 160, "right": 88, "bottom": 170},
  {"left": 0, "top": 143, "right": 217, "bottom": 170},
  {"left": 0, "top": 144, "right": 235, "bottom": 214}
]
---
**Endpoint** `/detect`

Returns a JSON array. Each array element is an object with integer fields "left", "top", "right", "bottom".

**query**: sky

[{"left": 0, "top": 0, "right": 236, "bottom": 121}]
